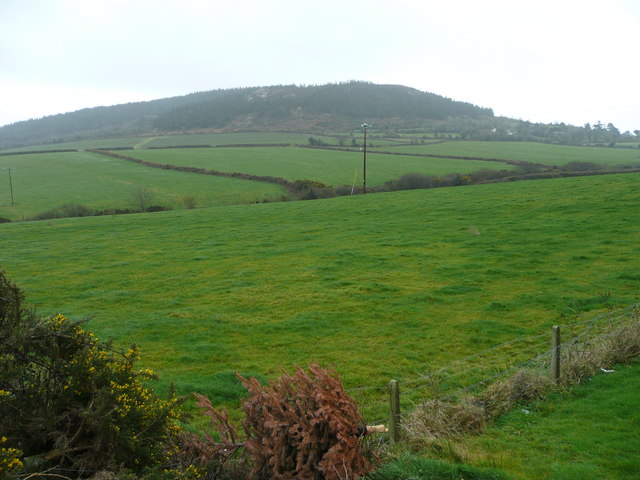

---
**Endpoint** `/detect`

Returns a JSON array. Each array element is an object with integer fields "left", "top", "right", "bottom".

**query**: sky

[{"left": 1, "top": 0, "right": 639, "bottom": 133}]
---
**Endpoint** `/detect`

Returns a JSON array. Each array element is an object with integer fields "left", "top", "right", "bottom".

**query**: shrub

[
  {"left": 394, "top": 173, "right": 435, "bottom": 190},
  {"left": 405, "top": 399, "right": 486, "bottom": 444},
  {"left": 0, "top": 437, "right": 23, "bottom": 480},
  {"left": 32, "top": 207, "right": 65, "bottom": 220},
  {"left": 238, "top": 363, "right": 371, "bottom": 480},
  {"left": 0, "top": 269, "right": 182, "bottom": 474},
  {"left": 182, "top": 196, "right": 197, "bottom": 209},
  {"left": 563, "top": 161, "right": 603, "bottom": 172},
  {"left": 32, "top": 203, "right": 92, "bottom": 220},
  {"left": 162, "top": 394, "right": 248, "bottom": 480},
  {"left": 59, "top": 203, "right": 93, "bottom": 217},
  {"left": 476, "top": 369, "right": 552, "bottom": 419},
  {"left": 561, "top": 317, "right": 640, "bottom": 385}
]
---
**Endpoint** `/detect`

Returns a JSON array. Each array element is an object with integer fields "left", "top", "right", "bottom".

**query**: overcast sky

[{"left": 1, "top": 0, "right": 638, "bottom": 132}]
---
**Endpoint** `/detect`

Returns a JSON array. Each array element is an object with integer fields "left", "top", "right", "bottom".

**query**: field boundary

[
  {"left": 147, "top": 143, "right": 291, "bottom": 149},
  {"left": 297, "top": 144, "right": 544, "bottom": 168},
  {"left": 0, "top": 149, "right": 78, "bottom": 156},
  {"left": 348, "top": 304, "right": 640, "bottom": 429},
  {"left": 87, "top": 148, "right": 298, "bottom": 193}
]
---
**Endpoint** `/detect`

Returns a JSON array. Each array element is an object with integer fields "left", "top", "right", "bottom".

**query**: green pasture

[
  {"left": 0, "top": 136, "right": 142, "bottom": 153},
  {"left": 0, "top": 173, "right": 638, "bottom": 420},
  {"left": 0, "top": 151, "right": 288, "bottom": 220},
  {"left": 377, "top": 141, "right": 640, "bottom": 167},
  {"left": 461, "top": 360, "right": 640, "bottom": 480},
  {"left": 141, "top": 132, "right": 336, "bottom": 148},
  {"left": 0, "top": 132, "right": 339, "bottom": 153},
  {"left": 124, "top": 147, "right": 513, "bottom": 187}
]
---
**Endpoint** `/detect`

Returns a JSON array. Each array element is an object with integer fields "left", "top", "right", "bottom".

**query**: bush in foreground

[
  {"left": 238, "top": 363, "right": 371, "bottom": 480},
  {"left": 0, "top": 269, "right": 182, "bottom": 475}
]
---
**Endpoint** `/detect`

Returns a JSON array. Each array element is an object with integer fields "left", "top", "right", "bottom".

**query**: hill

[{"left": 0, "top": 82, "right": 493, "bottom": 149}]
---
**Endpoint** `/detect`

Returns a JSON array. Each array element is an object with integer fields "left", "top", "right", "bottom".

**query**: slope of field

[
  {"left": 1, "top": 173, "right": 638, "bottom": 418},
  {"left": 0, "top": 151, "right": 288, "bottom": 220},
  {"left": 123, "top": 147, "right": 513, "bottom": 186},
  {"left": 379, "top": 141, "right": 640, "bottom": 167},
  {"left": 460, "top": 360, "right": 640, "bottom": 480}
]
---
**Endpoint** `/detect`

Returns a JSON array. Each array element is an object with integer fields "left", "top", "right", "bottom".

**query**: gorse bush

[
  {"left": 0, "top": 269, "right": 183, "bottom": 475},
  {"left": 0, "top": 436, "right": 23, "bottom": 480}
]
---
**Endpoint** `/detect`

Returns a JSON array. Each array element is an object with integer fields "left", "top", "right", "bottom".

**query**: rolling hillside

[
  {"left": 1, "top": 172, "right": 638, "bottom": 419},
  {"left": 0, "top": 82, "right": 493, "bottom": 149}
]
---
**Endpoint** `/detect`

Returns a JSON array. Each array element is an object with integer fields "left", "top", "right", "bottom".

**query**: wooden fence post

[
  {"left": 388, "top": 379, "right": 400, "bottom": 443},
  {"left": 551, "top": 325, "right": 561, "bottom": 383}
]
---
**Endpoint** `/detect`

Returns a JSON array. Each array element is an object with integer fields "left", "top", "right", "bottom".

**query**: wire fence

[{"left": 347, "top": 303, "right": 639, "bottom": 423}]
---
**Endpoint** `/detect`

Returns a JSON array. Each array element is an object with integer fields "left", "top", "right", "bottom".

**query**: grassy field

[
  {"left": 141, "top": 132, "right": 336, "bottom": 148},
  {"left": 123, "top": 147, "right": 513, "bottom": 187},
  {"left": 1, "top": 173, "right": 638, "bottom": 420},
  {"left": 370, "top": 360, "right": 640, "bottom": 480},
  {"left": 0, "top": 151, "right": 288, "bottom": 220},
  {"left": 376, "top": 141, "right": 640, "bottom": 167},
  {"left": 0, "top": 136, "right": 143, "bottom": 152},
  {"left": 0, "top": 132, "right": 340, "bottom": 153},
  {"left": 459, "top": 360, "right": 640, "bottom": 480}
]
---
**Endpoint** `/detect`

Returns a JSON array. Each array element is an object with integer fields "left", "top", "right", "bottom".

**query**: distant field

[
  {"left": 0, "top": 132, "right": 340, "bottom": 153},
  {"left": 1, "top": 173, "right": 638, "bottom": 419},
  {"left": 0, "top": 137, "right": 143, "bottom": 152},
  {"left": 0, "top": 151, "right": 288, "bottom": 220},
  {"left": 142, "top": 132, "right": 336, "bottom": 148},
  {"left": 123, "top": 147, "right": 513, "bottom": 186},
  {"left": 378, "top": 141, "right": 640, "bottom": 167}
]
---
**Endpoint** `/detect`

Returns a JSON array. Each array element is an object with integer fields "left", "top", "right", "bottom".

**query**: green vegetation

[
  {"left": 0, "top": 82, "right": 492, "bottom": 149},
  {"left": 377, "top": 141, "right": 640, "bottom": 167},
  {"left": 123, "top": 146, "right": 513, "bottom": 187},
  {"left": 460, "top": 360, "right": 640, "bottom": 480},
  {"left": 368, "top": 455, "right": 509, "bottom": 480},
  {"left": 0, "top": 132, "right": 339, "bottom": 153},
  {"left": 0, "top": 151, "right": 288, "bottom": 220},
  {"left": 2, "top": 80, "right": 638, "bottom": 479},
  {"left": 2, "top": 81, "right": 636, "bottom": 152},
  {"left": 143, "top": 132, "right": 334, "bottom": 148},
  {"left": 0, "top": 270, "right": 182, "bottom": 474},
  {"left": 1, "top": 173, "right": 638, "bottom": 421}
]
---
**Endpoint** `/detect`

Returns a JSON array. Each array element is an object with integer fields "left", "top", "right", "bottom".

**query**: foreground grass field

[
  {"left": 1, "top": 173, "right": 638, "bottom": 420},
  {"left": 460, "top": 360, "right": 640, "bottom": 480},
  {"left": 371, "top": 360, "right": 640, "bottom": 480},
  {"left": 0, "top": 151, "right": 288, "bottom": 220},
  {"left": 123, "top": 146, "right": 512, "bottom": 187}
]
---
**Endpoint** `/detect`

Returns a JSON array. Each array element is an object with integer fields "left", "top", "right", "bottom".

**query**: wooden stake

[
  {"left": 551, "top": 325, "right": 561, "bottom": 383},
  {"left": 389, "top": 379, "right": 400, "bottom": 443}
]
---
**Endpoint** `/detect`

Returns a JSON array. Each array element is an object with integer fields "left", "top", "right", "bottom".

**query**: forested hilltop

[
  {"left": 0, "top": 82, "right": 491, "bottom": 148},
  {"left": 1, "top": 81, "right": 637, "bottom": 150}
]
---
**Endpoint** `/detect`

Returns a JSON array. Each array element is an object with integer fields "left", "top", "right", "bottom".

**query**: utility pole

[
  {"left": 2, "top": 168, "right": 13, "bottom": 204},
  {"left": 361, "top": 123, "right": 368, "bottom": 193}
]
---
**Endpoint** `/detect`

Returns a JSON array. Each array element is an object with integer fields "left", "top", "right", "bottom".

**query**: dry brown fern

[{"left": 237, "top": 362, "right": 371, "bottom": 480}]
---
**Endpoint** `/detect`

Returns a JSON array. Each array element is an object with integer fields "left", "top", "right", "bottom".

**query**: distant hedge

[{"left": 0, "top": 149, "right": 78, "bottom": 156}]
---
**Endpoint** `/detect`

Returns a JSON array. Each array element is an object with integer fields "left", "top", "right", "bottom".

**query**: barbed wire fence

[{"left": 346, "top": 303, "right": 640, "bottom": 440}]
